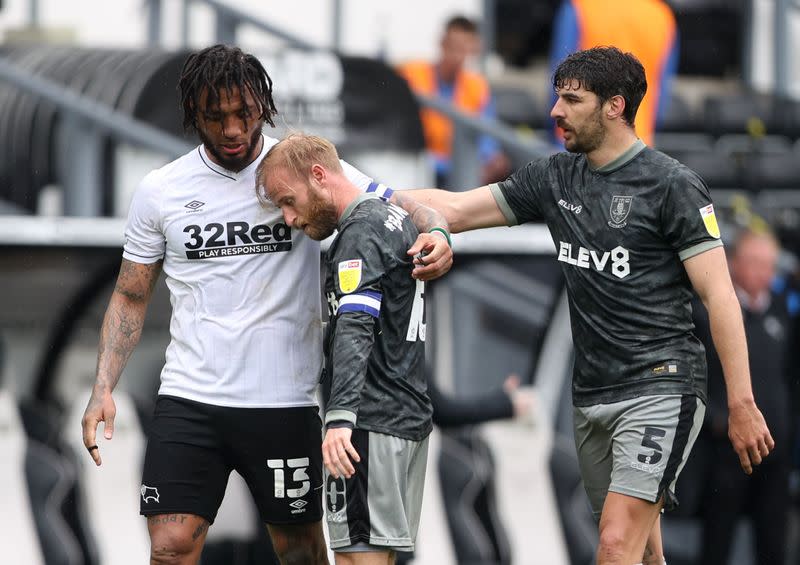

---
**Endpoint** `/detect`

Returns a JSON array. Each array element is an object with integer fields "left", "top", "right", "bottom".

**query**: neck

[
  {"left": 436, "top": 62, "right": 459, "bottom": 84},
  {"left": 585, "top": 126, "right": 639, "bottom": 169},
  {"left": 332, "top": 180, "right": 363, "bottom": 221}
]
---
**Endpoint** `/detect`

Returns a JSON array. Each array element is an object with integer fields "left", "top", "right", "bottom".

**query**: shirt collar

[
  {"left": 593, "top": 139, "right": 647, "bottom": 173},
  {"left": 735, "top": 286, "right": 772, "bottom": 313},
  {"left": 339, "top": 193, "right": 380, "bottom": 225},
  {"left": 198, "top": 135, "right": 268, "bottom": 181}
]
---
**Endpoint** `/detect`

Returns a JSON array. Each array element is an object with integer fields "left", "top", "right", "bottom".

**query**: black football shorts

[{"left": 140, "top": 395, "right": 323, "bottom": 525}]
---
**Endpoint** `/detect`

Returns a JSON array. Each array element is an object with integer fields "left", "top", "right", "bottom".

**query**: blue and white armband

[
  {"left": 338, "top": 290, "right": 382, "bottom": 318},
  {"left": 366, "top": 181, "right": 394, "bottom": 201}
]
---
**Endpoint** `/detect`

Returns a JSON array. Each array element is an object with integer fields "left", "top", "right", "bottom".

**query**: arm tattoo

[
  {"left": 192, "top": 521, "right": 208, "bottom": 540},
  {"left": 391, "top": 191, "right": 449, "bottom": 233},
  {"left": 148, "top": 514, "right": 189, "bottom": 526},
  {"left": 94, "top": 260, "right": 162, "bottom": 390}
]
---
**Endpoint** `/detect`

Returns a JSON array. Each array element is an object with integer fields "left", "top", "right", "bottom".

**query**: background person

[
  {"left": 397, "top": 15, "right": 511, "bottom": 188},
  {"left": 694, "top": 227, "right": 795, "bottom": 565},
  {"left": 548, "top": 0, "right": 679, "bottom": 147}
]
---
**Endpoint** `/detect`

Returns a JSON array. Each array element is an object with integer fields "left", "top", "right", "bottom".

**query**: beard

[
  {"left": 302, "top": 188, "right": 340, "bottom": 241},
  {"left": 198, "top": 121, "right": 264, "bottom": 173},
  {"left": 561, "top": 109, "right": 606, "bottom": 154}
]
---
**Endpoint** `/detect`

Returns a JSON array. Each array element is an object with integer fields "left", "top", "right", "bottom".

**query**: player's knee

[
  {"left": 270, "top": 522, "right": 327, "bottom": 565},
  {"left": 597, "top": 527, "right": 629, "bottom": 563},
  {"left": 273, "top": 540, "right": 327, "bottom": 565},
  {"left": 149, "top": 529, "right": 198, "bottom": 564},
  {"left": 275, "top": 545, "right": 325, "bottom": 565}
]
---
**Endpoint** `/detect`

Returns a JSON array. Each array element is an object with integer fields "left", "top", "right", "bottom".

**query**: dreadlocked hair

[{"left": 179, "top": 44, "right": 278, "bottom": 131}]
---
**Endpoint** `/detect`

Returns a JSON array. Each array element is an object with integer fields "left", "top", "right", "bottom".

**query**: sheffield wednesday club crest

[{"left": 608, "top": 195, "right": 633, "bottom": 228}]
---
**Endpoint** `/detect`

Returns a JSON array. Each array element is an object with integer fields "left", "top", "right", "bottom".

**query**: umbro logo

[
  {"left": 289, "top": 499, "right": 308, "bottom": 510},
  {"left": 184, "top": 200, "right": 205, "bottom": 211}
]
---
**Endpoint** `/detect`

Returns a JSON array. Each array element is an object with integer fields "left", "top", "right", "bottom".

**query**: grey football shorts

[
  {"left": 325, "top": 429, "right": 429, "bottom": 552},
  {"left": 574, "top": 394, "right": 705, "bottom": 519}
]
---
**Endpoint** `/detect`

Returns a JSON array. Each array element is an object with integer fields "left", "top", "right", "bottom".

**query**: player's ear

[
  {"left": 310, "top": 163, "right": 327, "bottom": 186},
  {"left": 606, "top": 95, "right": 626, "bottom": 121}
]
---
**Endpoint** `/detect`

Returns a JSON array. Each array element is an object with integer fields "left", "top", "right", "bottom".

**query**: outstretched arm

[
  {"left": 684, "top": 246, "right": 774, "bottom": 474},
  {"left": 394, "top": 185, "right": 508, "bottom": 234},
  {"left": 81, "top": 258, "right": 162, "bottom": 466}
]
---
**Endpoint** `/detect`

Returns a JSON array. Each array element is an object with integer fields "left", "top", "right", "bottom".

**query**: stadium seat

[
  {"left": 668, "top": 150, "right": 742, "bottom": 190},
  {"left": 66, "top": 389, "right": 149, "bottom": 565},
  {"left": 744, "top": 152, "right": 800, "bottom": 190},
  {"left": 714, "top": 133, "right": 792, "bottom": 157},
  {"left": 0, "top": 390, "right": 45, "bottom": 565},
  {"left": 25, "top": 440, "right": 84, "bottom": 565},
  {"left": 549, "top": 436, "right": 596, "bottom": 565},
  {"left": 658, "top": 91, "right": 700, "bottom": 133},
  {"left": 437, "top": 427, "right": 512, "bottom": 565},
  {"left": 18, "top": 398, "right": 99, "bottom": 565},
  {"left": 654, "top": 132, "right": 714, "bottom": 157},
  {"left": 769, "top": 97, "right": 800, "bottom": 139},
  {"left": 671, "top": 0, "right": 743, "bottom": 77},
  {"left": 703, "top": 93, "right": 780, "bottom": 138}
]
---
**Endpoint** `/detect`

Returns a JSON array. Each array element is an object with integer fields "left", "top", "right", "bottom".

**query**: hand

[
  {"left": 322, "top": 427, "right": 361, "bottom": 479},
  {"left": 81, "top": 384, "right": 116, "bottom": 466},
  {"left": 407, "top": 232, "right": 453, "bottom": 281},
  {"left": 503, "top": 374, "right": 537, "bottom": 421},
  {"left": 728, "top": 398, "right": 774, "bottom": 474}
]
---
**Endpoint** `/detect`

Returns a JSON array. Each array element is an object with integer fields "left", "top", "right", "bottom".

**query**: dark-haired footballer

[
  {"left": 398, "top": 46, "right": 774, "bottom": 565},
  {"left": 79, "top": 44, "right": 452, "bottom": 565}
]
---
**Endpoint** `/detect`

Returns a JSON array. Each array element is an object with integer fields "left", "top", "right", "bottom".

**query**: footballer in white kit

[{"left": 126, "top": 132, "right": 370, "bottom": 525}]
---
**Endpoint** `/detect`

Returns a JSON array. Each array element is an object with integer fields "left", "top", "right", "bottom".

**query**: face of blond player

[
  {"left": 265, "top": 166, "right": 340, "bottom": 241},
  {"left": 551, "top": 79, "right": 609, "bottom": 155}
]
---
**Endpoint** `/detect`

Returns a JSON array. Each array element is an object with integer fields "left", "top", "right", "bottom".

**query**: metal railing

[
  {"left": 145, "top": 0, "right": 551, "bottom": 189},
  {"left": 0, "top": 57, "right": 193, "bottom": 216},
  {"left": 418, "top": 93, "right": 553, "bottom": 189},
  {"left": 146, "top": 0, "right": 316, "bottom": 50}
]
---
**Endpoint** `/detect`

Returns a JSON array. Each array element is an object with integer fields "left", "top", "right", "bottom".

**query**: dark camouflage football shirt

[
  {"left": 493, "top": 140, "right": 721, "bottom": 406},
  {"left": 323, "top": 194, "right": 432, "bottom": 441}
]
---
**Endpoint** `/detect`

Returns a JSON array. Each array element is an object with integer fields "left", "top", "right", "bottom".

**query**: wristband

[
  {"left": 326, "top": 420, "right": 355, "bottom": 430},
  {"left": 429, "top": 227, "right": 452, "bottom": 248}
]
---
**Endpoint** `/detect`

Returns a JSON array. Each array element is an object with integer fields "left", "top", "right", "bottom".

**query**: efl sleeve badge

[
  {"left": 338, "top": 259, "right": 363, "bottom": 294},
  {"left": 699, "top": 204, "right": 721, "bottom": 239}
]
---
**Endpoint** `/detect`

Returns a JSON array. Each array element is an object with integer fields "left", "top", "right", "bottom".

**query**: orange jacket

[
  {"left": 555, "top": 0, "right": 677, "bottom": 146},
  {"left": 397, "top": 61, "right": 491, "bottom": 159}
]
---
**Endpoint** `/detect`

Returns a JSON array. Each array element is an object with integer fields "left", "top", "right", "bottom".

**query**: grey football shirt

[
  {"left": 323, "top": 194, "right": 432, "bottom": 441},
  {"left": 492, "top": 140, "right": 722, "bottom": 406}
]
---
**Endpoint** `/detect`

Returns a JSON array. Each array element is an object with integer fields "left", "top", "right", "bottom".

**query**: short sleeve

[
  {"left": 661, "top": 166, "right": 723, "bottom": 261},
  {"left": 122, "top": 171, "right": 166, "bottom": 264},
  {"left": 491, "top": 157, "right": 550, "bottom": 225}
]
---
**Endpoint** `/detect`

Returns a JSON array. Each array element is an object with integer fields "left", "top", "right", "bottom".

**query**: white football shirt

[{"left": 122, "top": 135, "right": 371, "bottom": 407}]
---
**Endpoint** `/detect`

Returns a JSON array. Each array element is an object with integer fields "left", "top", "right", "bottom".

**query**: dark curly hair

[
  {"left": 553, "top": 46, "right": 647, "bottom": 126},
  {"left": 179, "top": 44, "right": 278, "bottom": 131}
]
